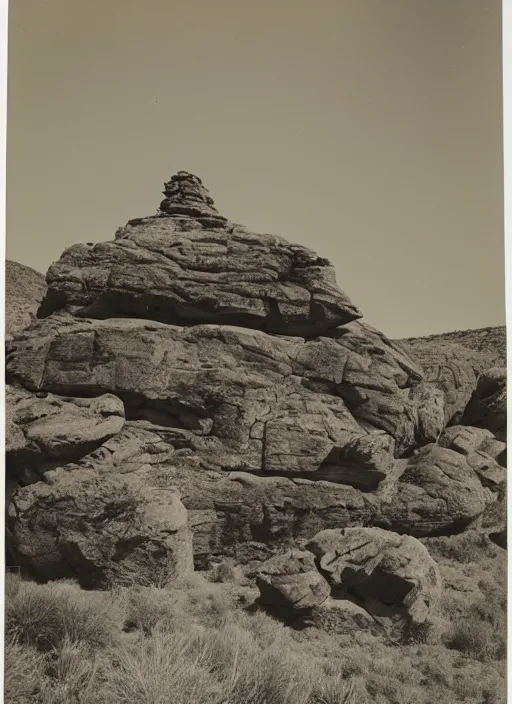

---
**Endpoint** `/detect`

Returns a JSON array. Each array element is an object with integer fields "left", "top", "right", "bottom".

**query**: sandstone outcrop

[
  {"left": 5, "top": 172, "right": 507, "bottom": 582},
  {"left": 463, "top": 367, "right": 507, "bottom": 442},
  {"left": 5, "top": 421, "right": 498, "bottom": 572},
  {"left": 6, "top": 385, "right": 125, "bottom": 485},
  {"left": 5, "top": 314, "right": 447, "bottom": 488},
  {"left": 438, "top": 425, "right": 506, "bottom": 463},
  {"left": 38, "top": 172, "right": 361, "bottom": 337},
  {"left": 397, "top": 337, "right": 500, "bottom": 425},
  {"left": 255, "top": 549, "right": 330, "bottom": 610},
  {"left": 6, "top": 261, "right": 46, "bottom": 335},
  {"left": 7, "top": 466, "right": 194, "bottom": 588},
  {"left": 306, "top": 527, "right": 441, "bottom": 639}
]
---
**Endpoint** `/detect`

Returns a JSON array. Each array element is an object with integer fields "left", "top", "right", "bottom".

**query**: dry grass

[
  {"left": 6, "top": 575, "right": 125, "bottom": 651},
  {"left": 3, "top": 561, "right": 506, "bottom": 704}
]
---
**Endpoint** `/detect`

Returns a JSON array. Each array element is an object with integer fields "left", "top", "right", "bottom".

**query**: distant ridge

[{"left": 398, "top": 326, "right": 506, "bottom": 367}]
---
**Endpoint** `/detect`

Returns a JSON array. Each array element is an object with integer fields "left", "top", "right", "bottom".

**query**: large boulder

[
  {"left": 306, "top": 527, "right": 441, "bottom": 639},
  {"left": 6, "top": 261, "right": 46, "bottom": 335},
  {"left": 7, "top": 466, "right": 194, "bottom": 588},
  {"left": 438, "top": 425, "right": 506, "bottom": 464},
  {"left": 255, "top": 549, "right": 330, "bottom": 610},
  {"left": 383, "top": 444, "right": 499, "bottom": 536}
]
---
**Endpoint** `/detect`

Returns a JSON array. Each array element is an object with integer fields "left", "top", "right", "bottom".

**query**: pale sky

[{"left": 6, "top": 0, "right": 504, "bottom": 338}]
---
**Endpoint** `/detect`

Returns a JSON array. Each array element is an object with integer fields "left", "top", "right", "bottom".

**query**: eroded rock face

[
  {"left": 255, "top": 549, "right": 330, "bottom": 610},
  {"left": 5, "top": 419, "right": 499, "bottom": 570},
  {"left": 398, "top": 338, "right": 499, "bottom": 425},
  {"left": 463, "top": 367, "right": 507, "bottom": 442},
  {"left": 38, "top": 176, "right": 362, "bottom": 337},
  {"left": 438, "top": 425, "right": 506, "bottom": 463},
  {"left": 7, "top": 467, "right": 193, "bottom": 588},
  {"left": 6, "top": 386, "right": 125, "bottom": 485},
  {"left": 6, "top": 315, "right": 442, "bottom": 488},
  {"left": 306, "top": 527, "right": 441, "bottom": 639},
  {"left": 5, "top": 172, "right": 506, "bottom": 585},
  {"left": 6, "top": 261, "right": 46, "bottom": 336}
]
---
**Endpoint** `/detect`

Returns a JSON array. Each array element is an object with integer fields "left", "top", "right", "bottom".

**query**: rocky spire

[{"left": 159, "top": 171, "right": 227, "bottom": 224}]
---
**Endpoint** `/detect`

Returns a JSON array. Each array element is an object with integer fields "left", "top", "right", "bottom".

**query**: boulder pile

[{"left": 5, "top": 172, "right": 506, "bottom": 589}]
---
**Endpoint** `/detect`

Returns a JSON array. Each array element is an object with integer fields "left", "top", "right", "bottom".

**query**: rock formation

[
  {"left": 254, "top": 526, "right": 441, "bottom": 641},
  {"left": 255, "top": 549, "right": 330, "bottom": 611},
  {"left": 5, "top": 172, "right": 507, "bottom": 587},
  {"left": 462, "top": 367, "right": 507, "bottom": 442},
  {"left": 6, "top": 261, "right": 46, "bottom": 335},
  {"left": 8, "top": 467, "right": 193, "bottom": 588},
  {"left": 400, "top": 326, "right": 506, "bottom": 366}
]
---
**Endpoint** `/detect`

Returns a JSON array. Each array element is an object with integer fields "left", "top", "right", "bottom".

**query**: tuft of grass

[
  {"left": 6, "top": 576, "right": 125, "bottom": 651},
  {"left": 100, "top": 629, "right": 223, "bottom": 704},
  {"left": 3, "top": 566, "right": 506, "bottom": 704},
  {"left": 125, "top": 574, "right": 233, "bottom": 635},
  {"left": 444, "top": 608, "right": 506, "bottom": 662},
  {"left": 38, "top": 639, "right": 101, "bottom": 704},
  {"left": 4, "top": 638, "right": 48, "bottom": 703}
]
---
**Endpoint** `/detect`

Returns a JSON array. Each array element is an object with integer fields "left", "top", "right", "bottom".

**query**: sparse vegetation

[{"left": 4, "top": 555, "right": 506, "bottom": 704}]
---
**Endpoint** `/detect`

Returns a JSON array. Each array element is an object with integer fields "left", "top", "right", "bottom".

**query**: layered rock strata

[{"left": 5, "top": 172, "right": 506, "bottom": 583}]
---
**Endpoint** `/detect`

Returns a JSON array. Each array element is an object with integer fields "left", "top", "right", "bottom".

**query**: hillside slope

[
  {"left": 398, "top": 326, "right": 506, "bottom": 366},
  {"left": 5, "top": 260, "right": 46, "bottom": 335}
]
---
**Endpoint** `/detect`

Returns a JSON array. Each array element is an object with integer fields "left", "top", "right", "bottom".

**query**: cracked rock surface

[
  {"left": 5, "top": 172, "right": 507, "bottom": 585},
  {"left": 305, "top": 527, "right": 441, "bottom": 640},
  {"left": 38, "top": 173, "right": 361, "bottom": 337},
  {"left": 7, "top": 466, "right": 193, "bottom": 588}
]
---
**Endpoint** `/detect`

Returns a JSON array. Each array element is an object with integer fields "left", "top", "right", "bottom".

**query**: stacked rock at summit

[
  {"left": 5, "top": 172, "right": 507, "bottom": 582},
  {"left": 159, "top": 171, "right": 228, "bottom": 224},
  {"left": 38, "top": 172, "right": 361, "bottom": 336}
]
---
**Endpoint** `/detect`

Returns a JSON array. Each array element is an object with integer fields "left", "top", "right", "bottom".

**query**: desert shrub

[
  {"left": 235, "top": 608, "right": 288, "bottom": 650},
  {"left": 224, "top": 647, "right": 312, "bottom": 704},
  {"left": 100, "top": 629, "right": 222, "bottom": 704},
  {"left": 451, "top": 665, "right": 506, "bottom": 704},
  {"left": 405, "top": 616, "right": 444, "bottom": 645},
  {"left": 5, "top": 570, "right": 23, "bottom": 601},
  {"left": 4, "top": 638, "right": 48, "bottom": 703},
  {"left": 310, "top": 673, "right": 369, "bottom": 704},
  {"left": 125, "top": 575, "right": 234, "bottom": 635},
  {"left": 444, "top": 613, "right": 506, "bottom": 662},
  {"left": 211, "top": 560, "right": 246, "bottom": 584},
  {"left": 5, "top": 575, "right": 125, "bottom": 651},
  {"left": 38, "top": 639, "right": 101, "bottom": 704},
  {"left": 477, "top": 573, "right": 507, "bottom": 614},
  {"left": 124, "top": 586, "right": 181, "bottom": 635},
  {"left": 421, "top": 532, "right": 498, "bottom": 565}
]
